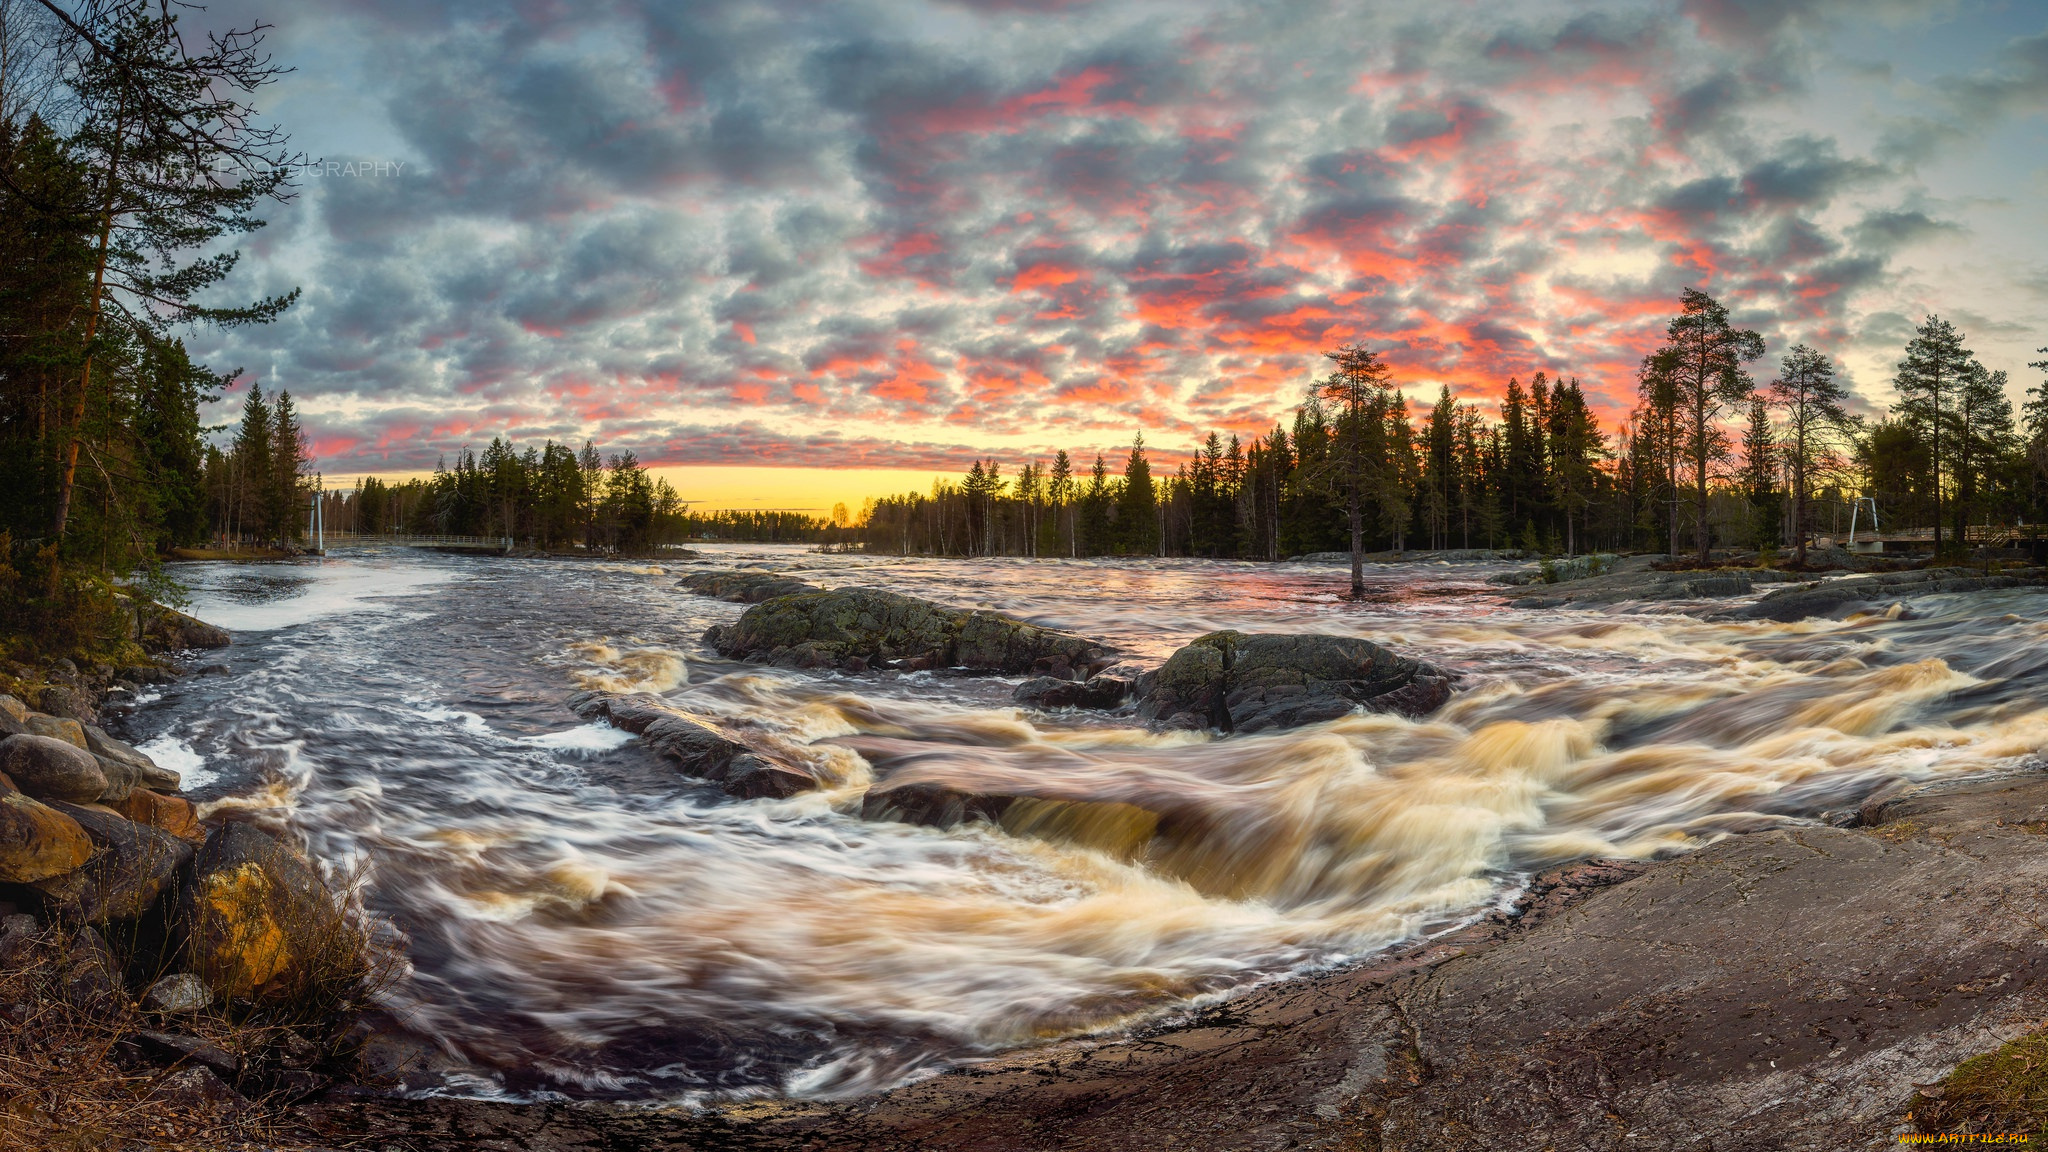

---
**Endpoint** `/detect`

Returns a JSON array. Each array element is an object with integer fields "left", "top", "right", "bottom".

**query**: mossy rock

[
  {"left": 1135, "top": 631, "right": 1455, "bottom": 733},
  {"left": 177, "top": 823, "right": 336, "bottom": 1001},
  {"left": 714, "top": 588, "right": 1112, "bottom": 678}
]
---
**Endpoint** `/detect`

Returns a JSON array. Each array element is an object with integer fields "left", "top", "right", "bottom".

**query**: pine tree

[
  {"left": 1079, "top": 455, "right": 1112, "bottom": 556},
  {"left": 1766, "top": 344, "right": 1855, "bottom": 565},
  {"left": 1892, "top": 316, "right": 1973, "bottom": 554},
  {"left": 1315, "top": 343, "right": 1396, "bottom": 595},
  {"left": 1953, "top": 364, "right": 2016, "bottom": 539},
  {"left": 1639, "top": 288, "right": 1765, "bottom": 562},
  {"left": 229, "top": 383, "right": 271, "bottom": 543},
  {"left": 46, "top": 1, "right": 299, "bottom": 541}
]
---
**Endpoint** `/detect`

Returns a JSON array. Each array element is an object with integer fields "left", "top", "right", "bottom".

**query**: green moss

[{"left": 1908, "top": 1029, "right": 2048, "bottom": 1136}]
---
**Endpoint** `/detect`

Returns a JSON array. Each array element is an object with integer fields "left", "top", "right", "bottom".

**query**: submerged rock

[
  {"left": 178, "top": 822, "right": 335, "bottom": 1001},
  {"left": 1134, "top": 631, "right": 1455, "bottom": 733},
  {"left": 713, "top": 587, "right": 1113, "bottom": 678},
  {"left": 1508, "top": 565, "right": 1804, "bottom": 609},
  {"left": 572, "top": 694, "right": 817, "bottom": 799},
  {"left": 678, "top": 569, "right": 821, "bottom": 603},
  {"left": 1717, "top": 566, "right": 2048, "bottom": 622},
  {"left": 34, "top": 800, "right": 195, "bottom": 924},
  {"left": 1013, "top": 675, "right": 1132, "bottom": 711},
  {"left": 0, "top": 781, "right": 94, "bottom": 884},
  {"left": 0, "top": 733, "right": 110, "bottom": 803}
]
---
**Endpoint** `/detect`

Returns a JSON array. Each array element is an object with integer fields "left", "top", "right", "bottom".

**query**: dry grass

[
  {"left": 0, "top": 857, "right": 400, "bottom": 1151},
  {"left": 1908, "top": 1029, "right": 2048, "bottom": 1136}
]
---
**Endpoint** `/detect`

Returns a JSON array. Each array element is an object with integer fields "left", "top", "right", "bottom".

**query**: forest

[{"left": 856, "top": 294, "right": 2048, "bottom": 569}]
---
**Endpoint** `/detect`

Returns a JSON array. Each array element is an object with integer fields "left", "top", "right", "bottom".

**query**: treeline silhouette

[
  {"left": 321, "top": 441, "right": 692, "bottom": 552},
  {"left": 855, "top": 291, "right": 2048, "bottom": 577}
]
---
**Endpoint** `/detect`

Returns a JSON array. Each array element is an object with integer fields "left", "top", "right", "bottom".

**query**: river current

[{"left": 110, "top": 547, "right": 2048, "bottom": 1102}]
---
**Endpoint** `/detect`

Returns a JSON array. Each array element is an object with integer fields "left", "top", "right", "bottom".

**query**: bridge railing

[{"left": 320, "top": 533, "right": 513, "bottom": 550}]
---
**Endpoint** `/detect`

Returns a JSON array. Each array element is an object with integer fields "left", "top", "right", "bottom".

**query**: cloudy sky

[{"left": 180, "top": 0, "right": 2048, "bottom": 510}]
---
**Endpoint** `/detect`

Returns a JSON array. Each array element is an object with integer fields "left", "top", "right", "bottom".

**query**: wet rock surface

[
  {"left": 1716, "top": 566, "right": 2048, "bottom": 622},
  {"left": 138, "top": 604, "right": 232, "bottom": 651},
  {"left": 178, "top": 822, "right": 335, "bottom": 1001},
  {"left": 301, "top": 772, "right": 2048, "bottom": 1152},
  {"left": 571, "top": 692, "right": 817, "bottom": 799},
  {"left": 34, "top": 800, "right": 195, "bottom": 924},
  {"left": 1134, "top": 631, "right": 1455, "bottom": 732},
  {"left": 1507, "top": 565, "right": 1805, "bottom": 609},
  {"left": 1012, "top": 675, "right": 1131, "bottom": 711},
  {"left": 678, "top": 568, "right": 822, "bottom": 603},
  {"left": 710, "top": 587, "right": 1114, "bottom": 679}
]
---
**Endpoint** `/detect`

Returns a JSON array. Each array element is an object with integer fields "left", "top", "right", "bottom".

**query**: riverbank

[{"left": 302, "top": 765, "right": 2048, "bottom": 1150}]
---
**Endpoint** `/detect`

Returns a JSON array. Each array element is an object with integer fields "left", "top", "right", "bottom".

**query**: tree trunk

[
  {"left": 1348, "top": 492, "right": 1364, "bottom": 599},
  {"left": 52, "top": 90, "right": 127, "bottom": 540}
]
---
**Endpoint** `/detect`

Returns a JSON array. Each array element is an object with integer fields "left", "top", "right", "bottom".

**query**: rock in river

[
  {"left": 709, "top": 587, "right": 1113, "bottom": 678},
  {"left": 1134, "top": 631, "right": 1455, "bottom": 732},
  {"left": 572, "top": 694, "right": 816, "bottom": 799},
  {"left": 1013, "top": 675, "right": 1132, "bottom": 710},
  {"left": 678, "top": 569, "right": 821, "bottom": 603}
]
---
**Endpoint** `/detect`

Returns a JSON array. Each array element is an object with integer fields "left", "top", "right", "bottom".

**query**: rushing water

[{"left": 108, "top": 547, "right": 2048, "bottom": 1102}]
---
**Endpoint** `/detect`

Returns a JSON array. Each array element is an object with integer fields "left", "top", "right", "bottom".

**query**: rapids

[{"left": 113, "top": 547, "right": 2048, "bottom": 1102}]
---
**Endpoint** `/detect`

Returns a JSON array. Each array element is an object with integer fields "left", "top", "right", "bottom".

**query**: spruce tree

[
  {"left": 229, "top": 383, "right": 271, "bottom": 543},
  {"left": 1116, "top": 435, "right": 1159, "bottom": 555},
  {"left": 269, "top": 389, "right": 306, "bottom": 542}
]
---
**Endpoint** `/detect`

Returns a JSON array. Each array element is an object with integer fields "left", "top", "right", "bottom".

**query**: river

[{"left": 107, "top": 546, "right": 2048, "bottom": 1103}]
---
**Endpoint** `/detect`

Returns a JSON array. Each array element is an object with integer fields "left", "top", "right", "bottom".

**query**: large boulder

[
  {"left": 33, "top": 799, "right": 195, "bottom": 923},
  {"left": 571, "top": 694, "right": 817, "bottom": 799},
  {"left": 24, "top": 714, "right": 87, "bottom": 749},
  {"left": 678, "top": 569, "right": 821, "bottom": 603},
  {"left": 1134, "top": 631, "right": 1455, "bottom": 733},
  {"left": 710, "top": 588, "right": 1113, "bottom": 679},
  {"left": 0, "top": 733, "right": 109, "bottom": 803},
  {"left": 177, "top": 822, "right": 336, "bottom": 1001},
  {"left": 113, "top": 788, "right": 205, "bottom": 845},
  {"left": 0, "top": 777, "right": 94, "bottom": 883},
  {"left": 139, "top": 605, "right": 231, "bottom": 651}
]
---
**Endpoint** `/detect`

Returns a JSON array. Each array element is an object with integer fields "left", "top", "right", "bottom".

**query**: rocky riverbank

[{"left": 0, "top": 610, "right": 381, "bottom": 1151}]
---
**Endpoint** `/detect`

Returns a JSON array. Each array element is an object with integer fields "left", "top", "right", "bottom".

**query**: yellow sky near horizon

[{"left": 318, "top": 465, "right": 956, "bottom": 516}]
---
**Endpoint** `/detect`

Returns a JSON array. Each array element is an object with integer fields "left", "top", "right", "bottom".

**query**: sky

[{"left": 174, "top": 0, "right": 2048, "bottom": 513}]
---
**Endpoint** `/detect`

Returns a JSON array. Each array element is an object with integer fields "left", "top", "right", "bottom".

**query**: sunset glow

[{"left": 178, "top": 0, "right": 2048, "bottom": 510}]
